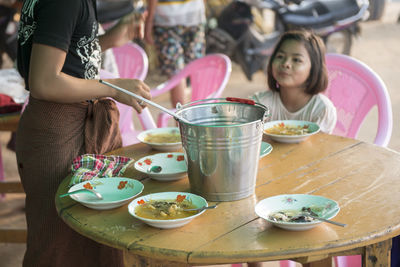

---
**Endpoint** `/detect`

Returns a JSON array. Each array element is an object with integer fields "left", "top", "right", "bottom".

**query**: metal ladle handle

[{"left": 99, "top": 80, "right": 190, "bottom": 124}]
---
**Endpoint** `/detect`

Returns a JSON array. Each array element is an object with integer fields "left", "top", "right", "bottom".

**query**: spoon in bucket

[{"left": 99, "top": 80, "right": 190, "bottom": 124}]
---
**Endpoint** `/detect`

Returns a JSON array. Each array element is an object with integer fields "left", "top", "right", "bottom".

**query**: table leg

[{"left": 363, "top": 239, "right": 392, "bottom": 266}]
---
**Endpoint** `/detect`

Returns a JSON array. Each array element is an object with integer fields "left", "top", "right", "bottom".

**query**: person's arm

[
  {"left": 144, "top": 0, "right": 157, "bottom": 45},
  {"left": 99, "top": 12, "right": 145, "bottom": 51},
  {"left": 28, "top": 43, "right": 151, "bottom": 112}
]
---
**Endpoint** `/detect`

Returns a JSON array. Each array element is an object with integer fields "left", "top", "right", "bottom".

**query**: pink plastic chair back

[
  {"left": 112, "top": 41, "right": 148, "bottom": 81},
  {"left": 325, "top": 54, "right": 392, "bottom": 267},
  {"left": 324, "top": 53, "right": 393, "bottom": 147},
  {"left": 100, "top": 69, "right": 156, "bottom": 146},
  {"left": 151, "top": 54, "right": 232, "bottom": 127}
]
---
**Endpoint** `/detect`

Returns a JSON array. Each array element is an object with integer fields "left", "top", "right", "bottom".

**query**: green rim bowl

[
  {"left": 128, "top": 192, "right": 208, "bottom": 229},
  {"left": 255, "top": 194, "right": 340, "bottom": 231},
  {"left": 134, "top": 152, "right": 187, "bottom": 181},
  {"left": 137, "top": 127, "right": 182, "bottom": 151},
  {"left": 263, "top": 120, "right": 320, "bottom": 143},
  {"left": 68, "top": 177, "right": 144, "bottom": 210}
]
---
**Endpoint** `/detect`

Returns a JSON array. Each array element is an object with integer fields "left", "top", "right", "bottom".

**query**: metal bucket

[{"left": 175, "top": 98, "right": 269, "bottom": 201}]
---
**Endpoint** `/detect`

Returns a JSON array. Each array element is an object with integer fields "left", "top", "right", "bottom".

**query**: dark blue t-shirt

[{"left": 17, "top": 0, "right": 101, "bottom": 90}]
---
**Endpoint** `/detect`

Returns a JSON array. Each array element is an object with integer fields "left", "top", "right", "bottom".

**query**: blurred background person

[{"left": 144, "top": 0, "right": 206, "bottom": 107}]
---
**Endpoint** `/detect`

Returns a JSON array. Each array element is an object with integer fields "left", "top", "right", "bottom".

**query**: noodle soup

[
  {"left": 135, "top": 197, "right": 198, "bottom": 220},
  {"left": 144, "top": 132, "right": 181, "bottom": 144},
  {"left": 137, "top": 127, "right": 182, "bottom": 151}
]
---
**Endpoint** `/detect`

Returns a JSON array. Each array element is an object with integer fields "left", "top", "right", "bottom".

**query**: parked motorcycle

[{"left": 206, "top": 0, "right": 369, "bottom": 80}]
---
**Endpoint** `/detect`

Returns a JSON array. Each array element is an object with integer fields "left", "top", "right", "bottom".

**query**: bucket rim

[{"left": 175, "top": 98, "right": 270, "bottom": 127}]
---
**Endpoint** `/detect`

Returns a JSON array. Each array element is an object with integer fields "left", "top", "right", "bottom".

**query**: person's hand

[
  {"left": 106, "top": 12, "right": 145, "bottom": 48},
  {"left": 111, "top": 78, "right": 151, "bottom": 113}
]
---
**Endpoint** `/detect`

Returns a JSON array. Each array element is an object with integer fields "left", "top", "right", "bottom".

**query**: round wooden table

[{"left": 55, "top": 133, "right": 400, "bottom": 266}]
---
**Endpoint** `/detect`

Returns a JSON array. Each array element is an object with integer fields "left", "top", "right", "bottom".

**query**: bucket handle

[
  {"left": 226, "top": 97, "right": 255, "bottom": 105},
  {"left": 225, "top": 97, "right": 270, "bottom": 123}
]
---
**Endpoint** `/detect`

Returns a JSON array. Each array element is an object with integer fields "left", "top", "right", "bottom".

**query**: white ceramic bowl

[
  {"left": 128, "top": 192, "right": 208, "bottom": 229},
  {"left": 134, "top": 152, "right": 187, "bottom": 181},
  {"left": 137, "top": 127, "right": 182, "bottom": 151},
  {"left": 255, "top": 194, "right": 340, "bottom": 231},
  {"left": 68, "top": 177, "right": 144, "bottom": 210},
  {"left": 263, "top": 120, "right": 320, "bottom": 143}
]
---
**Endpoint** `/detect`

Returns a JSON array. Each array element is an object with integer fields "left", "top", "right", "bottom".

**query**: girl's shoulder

[
  {"left": 250, "top": 90, "right": 277, "bottom": 103},
  {"left": 313, "top": 93, "right": 336, "bottom": 109}
]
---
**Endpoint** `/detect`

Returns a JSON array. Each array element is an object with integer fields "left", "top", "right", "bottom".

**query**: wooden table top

[{"left": 55, "top": 133, "right": 400, "bottom": 265}]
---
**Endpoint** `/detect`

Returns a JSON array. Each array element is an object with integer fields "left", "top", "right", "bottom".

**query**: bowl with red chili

[
  {"left": 134, "top": 152, "right": 187, "bottom": 181},
  {"left": 66, "top": 177, "right": 144, "bottom": 210}
]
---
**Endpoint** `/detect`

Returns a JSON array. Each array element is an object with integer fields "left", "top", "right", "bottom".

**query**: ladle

[
  {"left": 59, "top": 188, "right": 103, "bottom": 200},
  {"left": 99, "top": 80, "right": 190, "bottom": 124}
]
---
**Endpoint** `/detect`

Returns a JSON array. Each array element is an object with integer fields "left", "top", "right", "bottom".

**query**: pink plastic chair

[
  {"left": 241, "top": 54, "right": 394, "bottom": 267},
  {"left": 100, "top": 66, "right": 156, "bottom": 147},
  {"left": 325, "top": 53, "right": 393, "bottom": 147},
  {"left": 109, "top": 42, "right": 155, "bottom": 145},
  {"left": 324, "top": 53, "right": 393, "bottom": 267},
  {"left": 150, "top": 54, "right": 232, "bottom": 127},
  {"left": 112, "top": 41, "right": 149, "bottom": 81}
]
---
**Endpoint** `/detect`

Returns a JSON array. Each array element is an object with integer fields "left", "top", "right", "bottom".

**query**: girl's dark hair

[{"left": 267, "top": 30, "right": 328, "bottom": 95}]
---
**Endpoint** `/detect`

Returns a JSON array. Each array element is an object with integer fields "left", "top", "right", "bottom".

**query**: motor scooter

[{"left": 206, "top": 0, "right": 369, "bottom": 81}]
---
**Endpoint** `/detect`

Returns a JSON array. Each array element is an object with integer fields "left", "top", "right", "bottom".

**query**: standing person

[
  {"left": 16, "top": 0, "right": 151, "bottom": 266},
  {"left": 250, "top": 30, "right": 337, "bottom": 134},
  {"left": 144, "top": 0, "right": 206, "bottom": 107}
]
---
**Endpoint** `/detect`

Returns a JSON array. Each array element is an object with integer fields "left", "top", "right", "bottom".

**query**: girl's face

[{"left": 272, "top": 39, "right": 312, "bottom": 91}]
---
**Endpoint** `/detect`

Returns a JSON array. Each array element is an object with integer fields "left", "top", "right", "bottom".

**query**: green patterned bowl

[
  {"left": 263, "top": 120, "right": 320, "bottom": 143},
  {"left": 255, "top": 194, "right": 340, "bottom": 231},
  {"left": 68, "top": 177, "right": 144, "bottom": 210},
  {"left": 128, "top": 192, "right": 208, "bottom": 229}
]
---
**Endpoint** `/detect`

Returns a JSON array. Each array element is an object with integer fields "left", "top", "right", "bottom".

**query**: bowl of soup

[
  {"left": 263, "top": 120, "right": 320, "bottom": 143},
  {"left": 137, "top": 127, "right": 182, "bottom": 151},
  {"left": 128, "top": 192, "right": 208, "bottom": 229},
  {"left": 255, "top": 194, "right": 340, "bottom": 231}
]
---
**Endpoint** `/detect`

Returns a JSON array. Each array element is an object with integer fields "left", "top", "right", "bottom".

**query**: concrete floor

[{"left": 0, "top": 3, "right": 399, "bottom": 266}]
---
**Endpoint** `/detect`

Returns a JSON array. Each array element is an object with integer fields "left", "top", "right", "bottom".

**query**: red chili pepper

[
  {"left": 177, "top": 155, "right": 184, "bottom": 161},
  {"left": 137, "top": 199, "right": 145, "bottom": 205},
  {"left": 144, "top": 159, "right": 152, "bottom": 165},
  {"left": 138, "top": 162, "right": 143, "bottom": 166},
  {"left": 176, "top": 195, "right": 186, "bottom": 202},
  {"left": 118, "top": 181, "right": 126, "bottom": 190},
  {"left": 167, "top": 154, "right": 173, "bottom": 158},
  {"left": 83, "top": 182, "right": 93, "bottom": 190}
]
